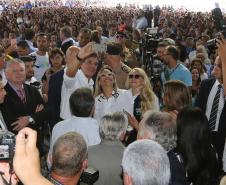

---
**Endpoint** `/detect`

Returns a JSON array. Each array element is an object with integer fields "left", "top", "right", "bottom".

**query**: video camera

[
  {"left": 206, "top": 8, "right": 226, "bottom": 52},
  {"left": 0, "top": 130, "right": 15, "bottom": 174},
  {"left": 0, "top": 130, "right": 15, "bottom": 162},
  {"left": 80, "top": 167, "right": 99, "bottom": 185},
  {"left": 141, "top": 27, "right": 161, "bottom": 53}
]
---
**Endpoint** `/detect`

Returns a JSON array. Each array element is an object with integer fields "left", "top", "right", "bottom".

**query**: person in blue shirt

[{"left": 161, "top": 45, "right": 192, "bottom": 87}]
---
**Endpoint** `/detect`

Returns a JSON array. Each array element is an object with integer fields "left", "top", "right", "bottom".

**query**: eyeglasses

[{"left": 129, "top": 74, "right": 142, "bottom": 79}]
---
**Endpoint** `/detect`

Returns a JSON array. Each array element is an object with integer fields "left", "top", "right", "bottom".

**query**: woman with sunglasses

[
  {"left": 125, "top": 68, "right": 159, "bottom": 145},
  {"left": 94, "top": 65, "right": 133, "bottom": 122},
  {"left": 116, "top": 31, "right": 139, "bottom": 68}
]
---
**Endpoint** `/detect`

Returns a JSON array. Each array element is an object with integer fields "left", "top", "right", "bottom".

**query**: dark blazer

[
  {"left": 195, "top": 78, "right": 226, "bottom": 168},
  {"left": 167, "top": 149, "right": 189, "bottom": 185},
  {"left": 61, "top": 40, "right": 75, "bottom": 54},
  {"left": 48, "top": 69, "right": 64, "bottom": 131},
  {"left": 1, "top": 83, "right": 49, "bottom": 133}
]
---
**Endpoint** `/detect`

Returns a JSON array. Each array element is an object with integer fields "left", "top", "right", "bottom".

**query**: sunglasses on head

[
  {"left": 100, "top": 73, "right": 113, "bottom": 78},
  {"left": 129, "top": 74, "right": 142, "bottom": 79}
]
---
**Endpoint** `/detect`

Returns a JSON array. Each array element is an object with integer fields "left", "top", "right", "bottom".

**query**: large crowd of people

[{"left": 0, "top": 1, "right": 226, "bottom": 185}]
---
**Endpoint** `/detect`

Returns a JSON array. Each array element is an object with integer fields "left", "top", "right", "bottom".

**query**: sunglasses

[
  {"left": 116, "top": 35, "right": 125, "bottom": 39},
  {"left": 129, "top": 74, "right": 142, "bottom": 79}
]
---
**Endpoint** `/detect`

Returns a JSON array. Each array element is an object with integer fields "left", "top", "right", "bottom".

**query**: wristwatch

[
  {"left": 76, "top": 53, "right": 84, "bottom": 62},
  {"left": 28, "top": 116, "right": 35, "bottom": 125}
]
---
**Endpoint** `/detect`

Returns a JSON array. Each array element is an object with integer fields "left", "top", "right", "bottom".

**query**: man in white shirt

[
  {"left": 49, "top": 87, "right": 101, "bottom": 166},
  {"left": 133, "top": 10, "right": 148, "bottom": 32},
  {"left": 29, "top": 33, "right": 50, "bottom": 82},
  {"left": 60, "top": 43, "right": 98, "bottom": 119}
]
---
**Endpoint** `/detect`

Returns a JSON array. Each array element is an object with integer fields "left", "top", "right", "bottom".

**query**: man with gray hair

[
  {"left": 1, "top": 59, "right": 48, "bottom": 133},
  {"left": 49, "top": 131, "right": 88, "bottom": 185},
  {"left": 122, "top": 139, "right": 170, "bottom": 185},
  {"left": 137, "top": 111, "right": 176, "bottom": 151},
  {"left": 88, "top": 112, "right": 127, "bottom": 185}
]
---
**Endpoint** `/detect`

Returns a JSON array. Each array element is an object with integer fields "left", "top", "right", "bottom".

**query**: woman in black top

[{"left": 169, "top": 107, "right": 220, "bottom": 185}]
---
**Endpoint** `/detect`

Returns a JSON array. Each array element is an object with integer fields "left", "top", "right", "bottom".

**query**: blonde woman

[
  {"left": 94, "top": 65, "right": 133, "bottom": 122},
  {"left": 125, "top": 68, "right": 159, "bottom": 145}
]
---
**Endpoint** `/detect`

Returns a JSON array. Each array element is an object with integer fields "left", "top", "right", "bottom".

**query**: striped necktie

[
  {"left": 209, "top": 84, "right": 222, "bottom": 131},
  {"left": 17, "top": 88, "right": 26, "bottom": 103}
]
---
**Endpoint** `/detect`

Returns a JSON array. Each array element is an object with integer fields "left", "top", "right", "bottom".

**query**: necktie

[
  {"left": 209, "top": 84, "right": 222, "bottom": 131},
  {"left": 17, "top": 88, "right": 26, "bottom": 103}
]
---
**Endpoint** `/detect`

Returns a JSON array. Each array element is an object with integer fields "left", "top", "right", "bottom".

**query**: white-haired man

[{"left": 121, "top": 139, "right": 170, "bottom": 185}]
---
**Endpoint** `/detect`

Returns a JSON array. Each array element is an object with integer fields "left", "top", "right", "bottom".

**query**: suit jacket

[
  {"left": 195, "top": 78, "right": 226, "bottom": 165},
  {"left": 1, "top": 83, "right": 49, "bottom": 133},
  {"left": 61, "top": 40, "right": 75, "bottom": 54},
  {"left": 48, "top": 69, "right": 64, "bottom": 130},
  {"left": 88, "top": 140, "right": 124, "bottom": 185}
]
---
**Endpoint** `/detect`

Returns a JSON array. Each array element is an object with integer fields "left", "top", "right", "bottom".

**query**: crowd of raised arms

[{"left": 0, "top": 1, "right": 226, "bottom": 185}]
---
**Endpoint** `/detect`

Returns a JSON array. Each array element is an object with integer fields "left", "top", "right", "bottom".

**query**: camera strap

[{"left": 48, "top": 175, "right": 64, "bottom": 185}]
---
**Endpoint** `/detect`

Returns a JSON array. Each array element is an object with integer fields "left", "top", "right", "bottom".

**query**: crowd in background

[{"left": 0, "top": 1, "right": 226, "bottom": 185}]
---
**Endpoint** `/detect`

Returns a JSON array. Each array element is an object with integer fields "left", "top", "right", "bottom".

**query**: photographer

[{"left": 13, "top": 127, "right": 53, "bottom": 185}]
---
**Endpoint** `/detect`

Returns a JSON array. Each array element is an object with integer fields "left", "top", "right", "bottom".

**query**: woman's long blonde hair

[
  {"left": 126, "top": 68, "right": 156, "bottom": 115},
  {"left": 94, "top": 65, "right": 118, "bottom": 97}
]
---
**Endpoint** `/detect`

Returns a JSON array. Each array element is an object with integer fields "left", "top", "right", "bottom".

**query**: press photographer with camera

[
  {"left": 13, "top": 127, "right": 53, "bottom": 185},
  {"left": 0, "top": 127, "right": 53, "bottom": 185},
  {"left": 11, "top": 127, "right": 92, "bottom": 185}
]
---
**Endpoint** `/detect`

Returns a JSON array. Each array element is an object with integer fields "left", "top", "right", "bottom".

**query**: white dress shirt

[
  {"left": 94, "top": 89, "right": 134, "bottom": 123},
  {"left": 205, "top": 80, "right": 224, "bottom": 132},
  {"left": 49, "top": 116, "right": 100, "bottom": 153},
  {"left": 47, "top": 115, "right": 101, "bottom": 168},
  {"left": 60, "top": 69, "right": 94, "bottom": 119}
]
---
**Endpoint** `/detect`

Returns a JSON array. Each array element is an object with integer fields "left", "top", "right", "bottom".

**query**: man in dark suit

[
  {"left": 1, "top": 59, "right": 49, "bottom": 133},
  {"left": 196, "top": 43, "right": 226, "bottom": 172},
  {"left": 48, "top": 68, "right": 64, "bottom": 131},
  {"left": 60, "top": 26, "right": 76, "bottom": 54}
]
